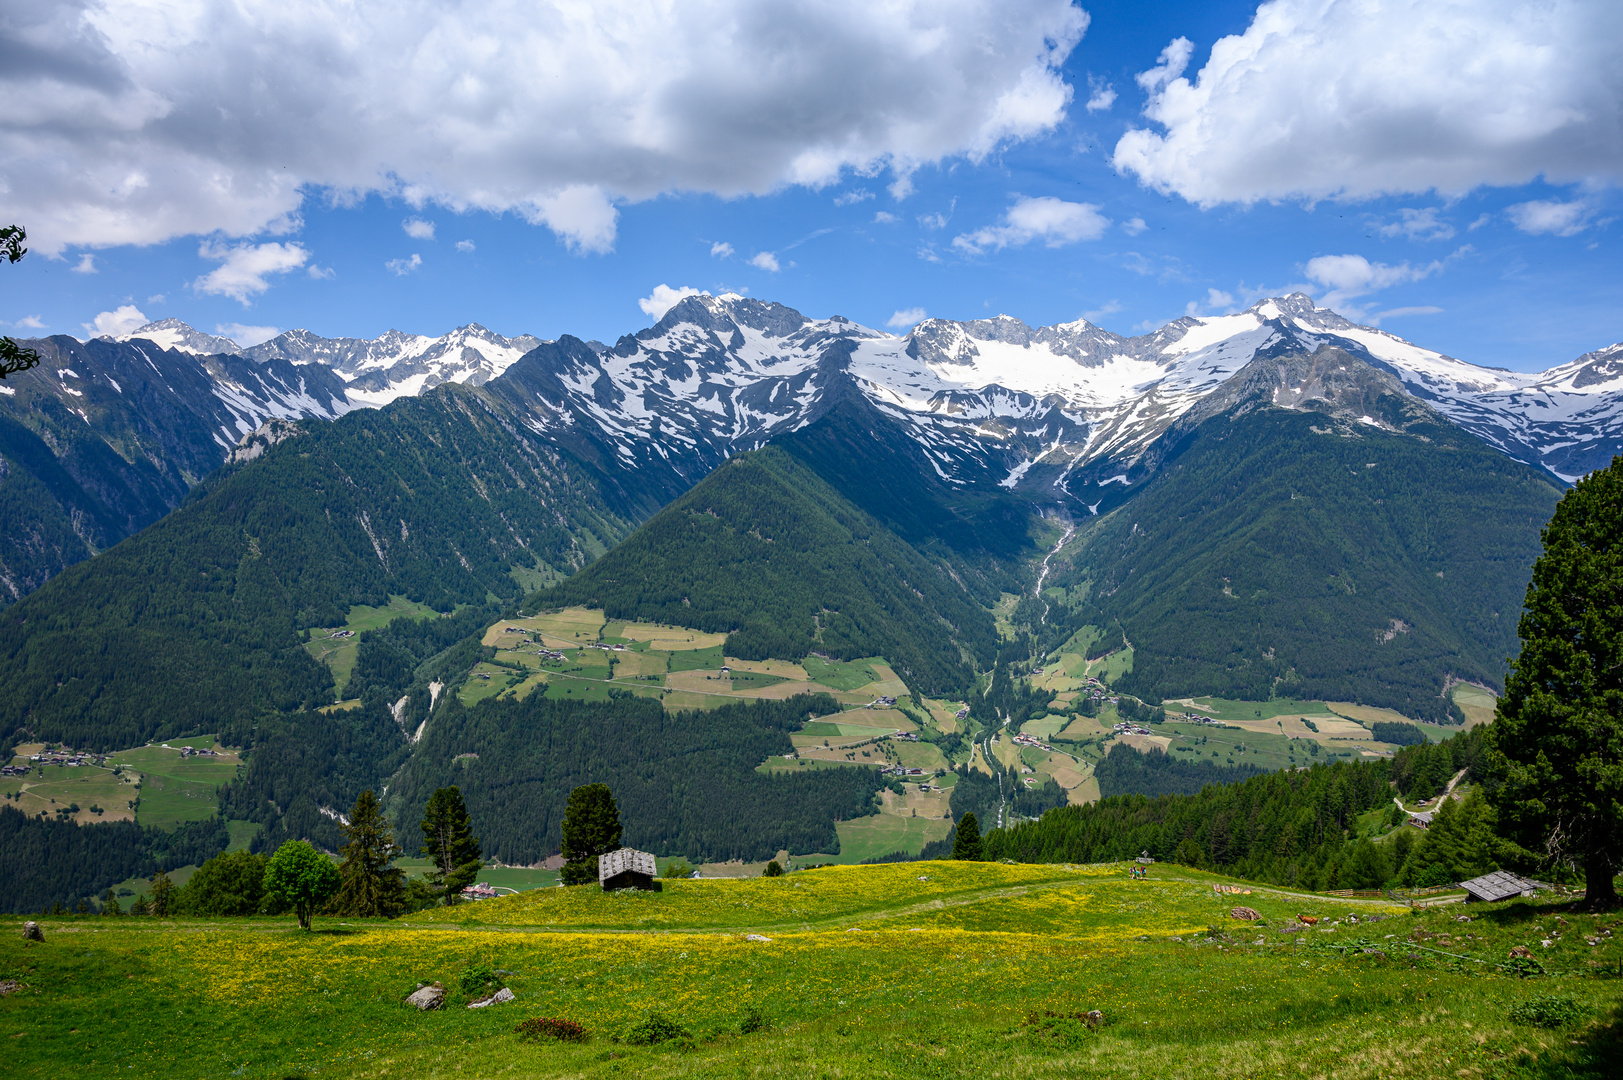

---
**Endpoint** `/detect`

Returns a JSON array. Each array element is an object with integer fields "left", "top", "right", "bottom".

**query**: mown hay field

[{"left": 4, "top": 862, "right": 1620, "bottom": 1079}]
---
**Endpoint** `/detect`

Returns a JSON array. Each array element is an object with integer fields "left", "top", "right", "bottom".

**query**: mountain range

[
  {"left": 4, "top": 292, "right": 1613, "bottom": 611},
  {"left": 0, "top": 292, "right": 1609, "bottom": 897}
]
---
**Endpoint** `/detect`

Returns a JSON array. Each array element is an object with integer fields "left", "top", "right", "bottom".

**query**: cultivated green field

[
  {"left": 5, "top": 861, "right": 1618, "bottom": 1079},
  {"left": 108, "top": 743, "right": 241, "bottom": 829},
  {"left": 463, "top": 610, "right": 906, "bottom": 716}
]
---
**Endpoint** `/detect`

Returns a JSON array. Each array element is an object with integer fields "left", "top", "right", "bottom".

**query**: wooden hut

[{"left": 599, "top": 848, "right": 658, "bottom": 892}]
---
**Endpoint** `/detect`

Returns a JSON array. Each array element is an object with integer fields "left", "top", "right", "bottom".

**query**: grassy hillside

[
  {"left": 532, "top": 447, "right": 998, "bottom": 696},
  {"left": 4, "top": 861, "right": 1618, "bottom": 1079},
  {"left": 1051, "top": 405, "right": 1561, "bottom": 721}
]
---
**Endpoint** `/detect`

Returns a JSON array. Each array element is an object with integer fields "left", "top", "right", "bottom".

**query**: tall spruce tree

[
  {"left": 560, "top": 783, "right": 623, "bottom": 886},
  {"left": 1490, "top": 455, "right": 1623, "bottom": 909},
  {"left": 953, "top": 812, "right": 983, "bottom": 861},
  {"left": 148, "top": 871, "right": 175, "bottom": 917},
  {"left": 420, "top": 786, "right": 482, "bottom": 904},
  {"left": 330, "top": 789, "right": 406, "bottom": 917}
]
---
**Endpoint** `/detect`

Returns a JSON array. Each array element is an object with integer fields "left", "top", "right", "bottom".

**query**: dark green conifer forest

[{"left": 391, "top": 692, "right": 882, "bottom": 864}]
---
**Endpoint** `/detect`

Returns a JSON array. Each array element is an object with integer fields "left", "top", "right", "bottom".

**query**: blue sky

[{"left": 3, "top": 0, "right": 1619, "bottom": 371}]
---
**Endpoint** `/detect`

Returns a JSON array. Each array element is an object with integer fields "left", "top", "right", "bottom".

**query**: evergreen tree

[
  {"left": 1340, "top": 839, "right": 1392, "bottom": 890},
  {"left": 330, "top": 789, "right": 406, "bottom": 917},
  {"left": 420, "top": 786, "right": 482, "bottom": 904},
  {"left": 100, "top": 887, "right": 120, "bottom": 915},
  {"left": 263, "top": 840, "right": 341, "bottom": 930},
  {"left": 560, "top": 783, "right": 622, "bottom": 886},
  {"left": 1489, "top": 456, "right": 1623, "bottom": 909},
  {"left": 952, "top": 813, "right": 983, "bottom": 861},
  {"left": 148, "top": 871, "right": 175, "bottom": 917},
  {"left": 763, "top": 860, "right": 783, "bottom": 877},
  {"left": 129, "top": 894, "right": 151, "bottom": 916}
]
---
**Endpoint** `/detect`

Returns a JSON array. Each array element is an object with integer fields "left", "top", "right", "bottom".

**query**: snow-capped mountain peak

[
  {"left": 107, "top": 318, "right": 244, "bottom": 356},
  {"left": 247, "top": 322, "right": 546, "bottom": 405}
]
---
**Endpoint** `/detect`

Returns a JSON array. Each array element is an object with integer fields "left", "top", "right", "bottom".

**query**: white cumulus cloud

[
  {"left": 952, "top": 196, "right": 1109, "bottom": 253},
  {"left": 1084, "top": 76, "right": 1117, "bottom": 113},
  {"left": 216, "top": 322, "right": 282, "bottom": 348},
  {"left": 71, "top": 254, "right": 96, "bottom": 274},
  {"left": 1375, "top": 208, "right": 1455, "bottom": 242},
  {"left": 1113, "top": 0, "right": 1623, "bottom": 206},
  {"left": 403, "top": 218, "right": 436, "bottom": 240},
  {"left": 455, "top": 240, "right": 476, "bottom": 253},
  {"left": 887, "top": 307, "right": 927, "bottom": 328},
  {"left": 87, "top": 304, "right": 148, "bottom": 338},
  {"left": 1303, "top": 252, "right": 1446, "bottom": 314},
  {"left": 1506, "top": 199, "right": 1595, "bottom": 236},
  {"left": 710, "top": 241, "right": 734, "bottom": 258},
  {"left": 638, "top": 284, "right": 705, "bottom": 319},
  {"left": 194, "top": 241, "right": 311, "bottom": 303},
  {"left": 749, "top": 252, "right": 781, "bottom": 272},
  {"left": 12, "top": 315, "right": 47, "bottom": 330},
  {"left": 5, "top": 0, "right": 1088, "bottom": 256},
  {"left": 1185, "top": 287, "right": 1235, "bottom": 317},
  {"left": 386, "top": 253, "right": 423, "bottom": 276}
]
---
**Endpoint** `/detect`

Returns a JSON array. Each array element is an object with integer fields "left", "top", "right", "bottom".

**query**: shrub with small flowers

[{"left": 515, "top": 1016, "right": 590, "bottom": 1043}]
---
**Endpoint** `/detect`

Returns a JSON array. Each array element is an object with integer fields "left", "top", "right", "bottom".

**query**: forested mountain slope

[
  {"left": 0, "top": 386, "right": 631, "bottom": 752},
  {"left": 1048, "top": 346, "right": 1564, "bottom": 719},
  {"left": 532, "top": 447, "right": 1000, "bottom": 696},
  {"left": 0, "top": 335, "right": 350, "bottom": 604}
]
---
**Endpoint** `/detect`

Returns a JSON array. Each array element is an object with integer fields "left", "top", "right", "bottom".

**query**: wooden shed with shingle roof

[{"left": 599, "top": 847, "right": 657, "bottom": 892}]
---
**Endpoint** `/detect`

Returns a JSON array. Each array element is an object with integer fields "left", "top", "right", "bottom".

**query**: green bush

[
  {"left": 1509, "top": 995, "right": 1588, "bottom": 1029},
  {"left": 623, "top": 1011, "right": 691, "bottom": 1045},
  {"left": 459, "top": 964, "right": 505, "bottom": 999}
]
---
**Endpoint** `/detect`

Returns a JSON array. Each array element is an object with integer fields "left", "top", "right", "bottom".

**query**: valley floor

[{"left": 5, "top": 861, "right": 1619, "bottom": 1079}]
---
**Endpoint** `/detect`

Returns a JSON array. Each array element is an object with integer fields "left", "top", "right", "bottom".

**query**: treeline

[
  {"left": 531, "top": 448, "right": 996, "bottom": 696},
  {"left": 390, "top": 690, "right": 883, "bottom": 864},
  {"left": 980, "top": 728, "right": 1497, "bottom": 891},
  {"left": 0, "top": 806, "right": 227, "bottom": 913},
  {"left": 1051, "top": 405, "right": 1561, "bottom": 721},
  {"left": 1093, "top": 741, "right": 1266, "bottom": 798}
]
